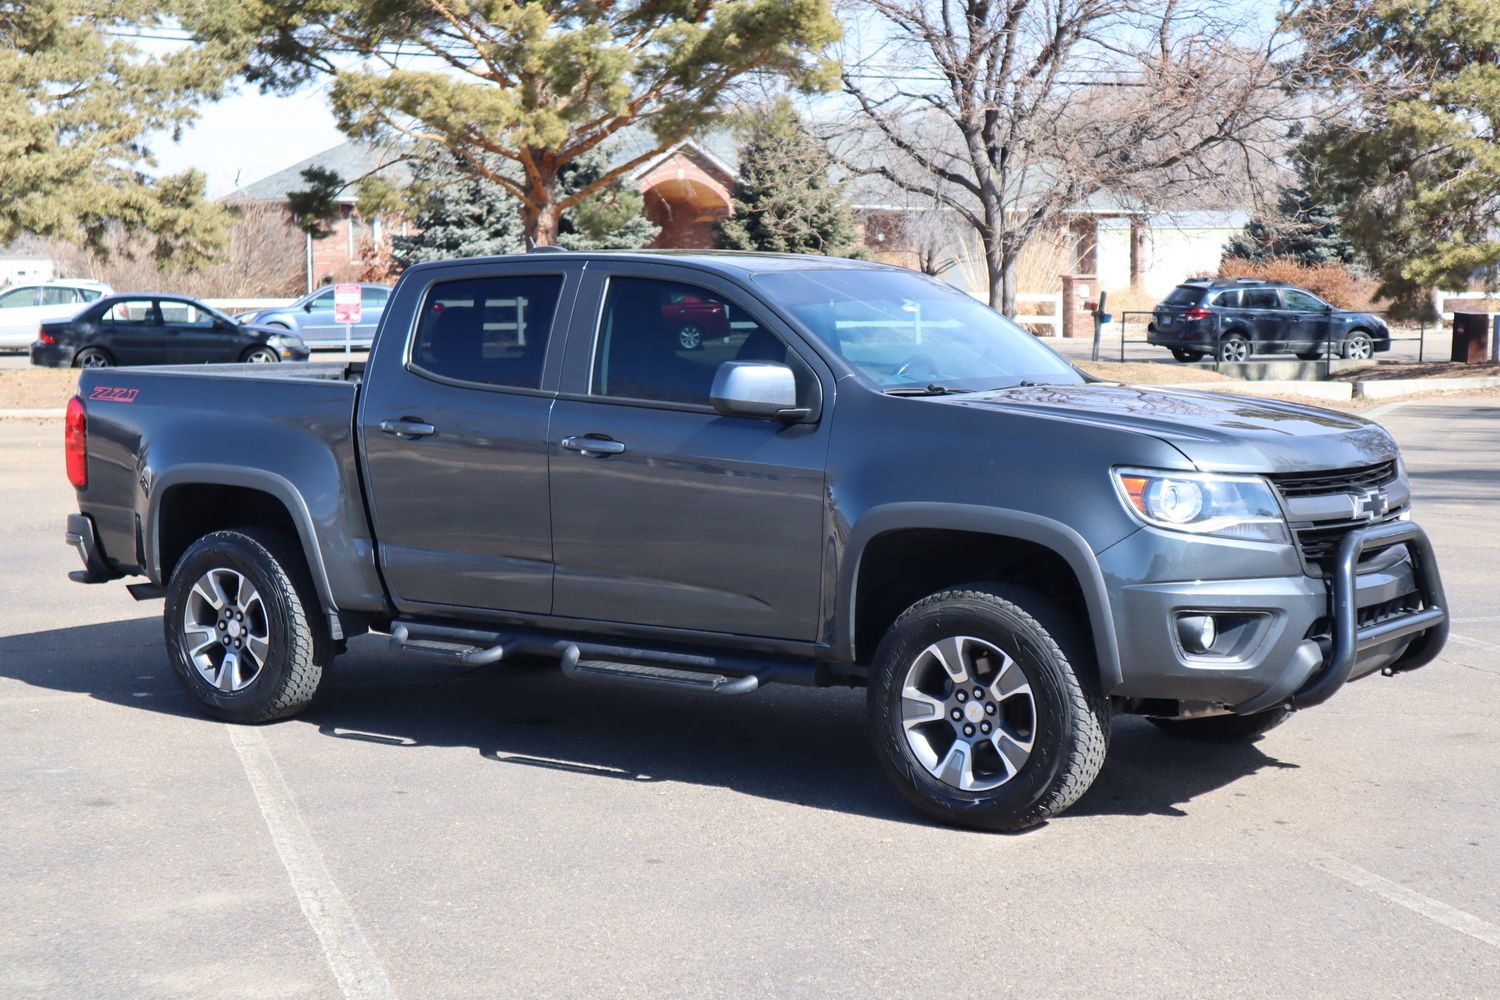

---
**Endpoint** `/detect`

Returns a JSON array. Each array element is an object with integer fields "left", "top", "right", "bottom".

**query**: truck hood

[{"left": 944, "top": 382, "right": 1398, "bottom": 473}]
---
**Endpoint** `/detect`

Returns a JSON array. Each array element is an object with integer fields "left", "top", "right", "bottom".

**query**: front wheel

[
  {"left": 1343, "top": 333, "right": 1374, "bottom": 361},
  {"left": 1148, "top": 706, "right": 1291, "bottom": 743},
  {"left": 868, "top": 586, "right": 1110, "bottom": 831},
  {"left": 164, "top": 528, "right": 330, "bottom": 723},
  {"left": 242, "top": 347, "right": 280, "bottom": 364}
]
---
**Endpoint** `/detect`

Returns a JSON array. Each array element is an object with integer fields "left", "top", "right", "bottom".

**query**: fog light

[{"left": 1177, "top": 614, "right": 1218, "bottom": 654}]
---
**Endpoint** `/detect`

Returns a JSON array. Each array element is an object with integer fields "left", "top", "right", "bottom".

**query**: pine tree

[
  {"left": 392, "top": 149, "right": 658, "bottom": 267},
  {"left": 715, "top": 99, "right": 863, "bottom": 257},
  {"left": 1224, "top": 183, "right": 1359, "bottom": 268},
  {"left": 0, "top": 1, "right": 234, "bottom": 267}
]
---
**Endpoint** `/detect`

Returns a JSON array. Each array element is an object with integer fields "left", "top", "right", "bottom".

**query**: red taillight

[
  {"left": 65, "top": 396, "right": 87, "bottom": 489},
  {"left": 38, "top": 329, "right": 56, "bottom": 345},
  {"left": 1183, "top": 307, "right": 1211, "bottom": 321}
]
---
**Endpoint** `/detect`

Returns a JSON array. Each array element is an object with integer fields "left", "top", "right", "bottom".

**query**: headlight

[{"left": 1112, "top": 467, "right": 1288, "bottom": 542}]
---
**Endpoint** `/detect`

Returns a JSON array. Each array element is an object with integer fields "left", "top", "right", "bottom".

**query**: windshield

[{"left": 753, "top": 269, "right": 1083, "bottom": 391}]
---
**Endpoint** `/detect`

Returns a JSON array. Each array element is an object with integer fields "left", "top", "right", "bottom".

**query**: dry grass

[
  {"left": 1217, "top": 258, "right": 1379, "bottom": 311},
  {"left": 1331, "top": 361, "right": 1500, "bottom": 382},
  {"left": 1075, "top": 361, "right": 1232, "bottom": 383},
  {"left": 0, "top": 370, "right": 80, "bottom": 411}
]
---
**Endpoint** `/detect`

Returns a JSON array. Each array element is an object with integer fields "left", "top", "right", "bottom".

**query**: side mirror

[
  {"left": 303, "top": 301, "right": 315, "bottom": 312},
  {"left": 710, "top": 361, "right": 807, "bottom": 421}
]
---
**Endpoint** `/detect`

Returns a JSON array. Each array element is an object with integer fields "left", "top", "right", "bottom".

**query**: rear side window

[
  {"left": 1163, "top": 286, "right": 1205, "bottom": 306},
  {"left": 1211, "top": 290, "right": 1241, "bottom": 308},
  {"left": 41, "top": 286, "right": 78, "bottom": 305},
  {"left": 1242, "top": 289, "right": 1280, "bottom": 310},
  {"left": 101, "top": 300, "right": 158, "bottom": 324},
  {"left": 410, "top": 274, "right": 562, "bottom": 390},
  {"left": 78, "top": 288, "right": 105, "bottom": 303},
  {"left": 362, "top": 286, "right": 390, "bottom": 307}
]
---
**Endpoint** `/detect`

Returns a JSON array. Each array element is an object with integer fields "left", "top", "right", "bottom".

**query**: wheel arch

[
  {"left": 149, "top": 466, "right": 338, "bottom": 624},
  {"left": 838, "top": 504, "right": 1122, "bottom": 690}
]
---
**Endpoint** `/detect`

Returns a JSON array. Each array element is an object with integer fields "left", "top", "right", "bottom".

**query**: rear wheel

[
  {"left": 868, "top": 585, "right": 1109, "bottom": 831},
  {"left": 163, "top": 528, "right": 330, "bottom": 722},
  {"left": 1343, "top": 332, "right": 1374, "bottom": 361},
  {"left": 1218, "top": 335, "right": 1250, "bottom": 364},
  {"left": 1170, "top": 347, "right": 1204, "bottom": 362},
  {"left": 1149, "top": 706, "right": 1291, "bottom": 743},
  {"left": 242, "top": 346, "right": 279, "bottom": 364},
  {"left": 73, "top": 347, "right": 113, "bottom": 369}
]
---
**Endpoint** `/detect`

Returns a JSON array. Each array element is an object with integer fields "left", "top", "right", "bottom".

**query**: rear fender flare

[
  {"left": 147, "top": 464, "right": 337, "bottom": 616},
  {"left": 837, "top": 503, "right": 1123, "bottom": 690}
]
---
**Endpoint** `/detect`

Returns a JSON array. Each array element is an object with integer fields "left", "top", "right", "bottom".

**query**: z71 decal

[{"left": 88, "top": 386, "right": 139, "bottom": 403}]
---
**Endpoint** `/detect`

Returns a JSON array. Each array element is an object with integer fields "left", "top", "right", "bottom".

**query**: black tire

[
  {"left": 1170, "top": 347, "right": 1204, "bottom": 362},
  {"left": 1218, "top": 334, "right": 1250, "bottom": 364},
  {"left": 1342, "top": 331, "right": 1374, "bottom": 361},
  {"left": 868, "top": 585, "right": 1110, "bottom": 832},
  {"left": 73, "top": 347, "right": 113, "bottom": 369},
  {"left": 163, "top": 528, "right": 331, "bottom": 723},
  {"left": 1296, "top": 350, "right": 1325, "bottom": 361},
  {"left": 241, "top": 346, "right": 280, "bottom": 364},
  {"left": 1148, "top": 706, "right": 1291, "bottom": 743}
]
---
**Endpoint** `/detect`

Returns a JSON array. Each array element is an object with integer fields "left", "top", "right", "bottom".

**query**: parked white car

[{"left": 0, "top": 279, "right": 114, "bottom": 349}]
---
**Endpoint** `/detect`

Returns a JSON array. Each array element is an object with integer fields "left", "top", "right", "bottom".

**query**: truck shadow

[{"left": 1, "top": 617, "right": 1296, "bottom": 828}]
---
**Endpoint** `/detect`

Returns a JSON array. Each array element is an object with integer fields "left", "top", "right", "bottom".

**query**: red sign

[{"left": 333, "top": 283, "right": 362, "bottom": 324}]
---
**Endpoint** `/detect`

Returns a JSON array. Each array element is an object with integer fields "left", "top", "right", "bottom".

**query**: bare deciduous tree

[
  {"left": 52, "top": 202, "right": 305, "bottom": 297},
  {"left": 838, "top": 0, "right": 1293, "bottom": 314}
]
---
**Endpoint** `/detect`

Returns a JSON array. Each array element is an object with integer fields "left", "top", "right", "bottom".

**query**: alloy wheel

[
  {"left": 900, "top": 635, "right": 1037, "bottom": 792},
  {"left": 244, "top": 348, "right": 279, "bottom": 364},
  {"left": 1219, "top": 338, "right": 1249, "bottom": 363},
  {"left": 678, "top": 324, "right": 703, "bottom": 350},
  {"left": 181, "top": 567, "right": 270, "bottom": 693}
]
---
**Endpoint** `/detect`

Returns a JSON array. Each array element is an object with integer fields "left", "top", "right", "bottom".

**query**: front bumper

[{"left": 1106, "top": 520, "right": 1448, "bottom": 715}]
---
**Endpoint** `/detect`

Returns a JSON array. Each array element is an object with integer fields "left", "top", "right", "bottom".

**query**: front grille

[
  {"left": 1358, "top": 592, "right": 1423, "bottom": 630},
  {"left": 1267, "top": 460, "right": 1397, "bottom": 498}
]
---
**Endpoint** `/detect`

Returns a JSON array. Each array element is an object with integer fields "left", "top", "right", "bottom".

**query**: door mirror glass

[{"left": 710, "top": 361, "right": 802, "bottom": 420}]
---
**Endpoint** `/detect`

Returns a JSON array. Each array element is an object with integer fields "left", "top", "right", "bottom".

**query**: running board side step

[
  {"left": 386, "top": 620, "right": 827, "bottom": 692},
  {"left": 560, "top": 646, "right": 761, "bottom": 696},
  {"left": 390, "top": 624, "right": 508, "bottom": 666}
]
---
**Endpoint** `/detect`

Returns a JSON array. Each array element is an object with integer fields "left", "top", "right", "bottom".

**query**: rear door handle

[
  {"left": 561, "top": 435, "right": 626, "bottom": 457},
  {"left": 379, "top": 418, "right": 436, "bottom": 439}
]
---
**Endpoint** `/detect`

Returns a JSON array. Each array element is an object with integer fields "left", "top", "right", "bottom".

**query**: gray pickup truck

[{"left": 63, "top": 251, "right": 1449, "bottom": 831}]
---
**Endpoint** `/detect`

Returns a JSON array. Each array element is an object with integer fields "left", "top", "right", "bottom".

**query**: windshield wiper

[{"left": 884, "top": 383, "right": 973, "bottom": 396}]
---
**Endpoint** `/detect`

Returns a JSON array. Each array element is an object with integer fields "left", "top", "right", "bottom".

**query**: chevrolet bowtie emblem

[{"left": 1350, "top": 487, "right": 1390, "bottom": 522}]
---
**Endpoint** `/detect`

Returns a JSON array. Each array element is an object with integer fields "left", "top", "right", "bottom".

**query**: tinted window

[
  {"left": 754, "top": 269, "right": 1082, "bottom": 391},
  {"left": 0, "top": 287, "right": 37, "bottom": 308},
  {"left": 593, "top": 277, "right": 786, "bottom": 406},
  {"left": 362, "top": 286, "right": 390, "bottom": 307},
  {"left": 1242, "top": 289, "right": 1280, "bottom": 310},
  {"left": 159, "top": 300, "right": 215, "bottom": 327},
  {"left": 1211, "top": 290, "right": 1241, "bottom": 308},
  {"left": 411, "top": 275, "right": 562, "bottom": 389},
  {"left": 1282, "top": 288, "right": 1325, "bottom": 310},
  {"left": 41, "top": 286, "right": 78, "bottom": 305},
  {"left": 79, "top": 287, "right": 105, "bottom": 302},
  {"left": 101, "top": 300, "right": 158, "bottom": 324},
  {"left": 1163, "top": 286, "right": 1205, "bottom": 306}
]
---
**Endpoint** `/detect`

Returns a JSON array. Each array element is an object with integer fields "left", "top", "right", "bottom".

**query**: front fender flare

[{"left": 837, "top": 503, "right": 1123, "bottom": 691}]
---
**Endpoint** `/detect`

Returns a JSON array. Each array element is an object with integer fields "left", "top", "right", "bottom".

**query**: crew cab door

[
  {"left": 358, "top": 263, "right": 580, "bottom": 615},
  {"left": 548, "top": 265, "right": 830, "bottom": 640}
]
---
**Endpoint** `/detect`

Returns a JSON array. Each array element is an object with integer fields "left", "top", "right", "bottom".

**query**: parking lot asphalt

[{"left": 2, "top": 400, "right": 1498, "bottom": 1000}]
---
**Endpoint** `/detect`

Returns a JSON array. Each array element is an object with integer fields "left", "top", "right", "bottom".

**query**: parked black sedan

[{"left": 30, "top": 293, "right": 310, "bottom": 368}]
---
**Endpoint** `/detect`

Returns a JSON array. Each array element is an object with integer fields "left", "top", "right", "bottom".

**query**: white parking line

[
  {"left": 1311, "top": 857, "right": 1500, "bottom": 950},
  {"left": 228, "top": 725, "right": 397, "bottom": 1000}
]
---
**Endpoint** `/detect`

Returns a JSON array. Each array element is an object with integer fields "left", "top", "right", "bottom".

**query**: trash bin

[{"left": 1450, "top": 312, "right": 1492, "bottom": 363}]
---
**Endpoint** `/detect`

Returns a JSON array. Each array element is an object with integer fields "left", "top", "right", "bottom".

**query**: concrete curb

[
  {"left": 1352, "top": 375, "right": 1500, "bottom": 399},
  {"left": 0, "top": 408, "right": 66, "bottom": 419},
  {"left": 1163, "top": 380, "right": 1355, "bottom": 400}
]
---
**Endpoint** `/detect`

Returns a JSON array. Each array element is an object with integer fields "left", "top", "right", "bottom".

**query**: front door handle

[
  {"left": 379, "top": 418, "right": 437, "bottom": 439},
  {"left": 561, "top": 435, "right": 626, "bottom": 457}
]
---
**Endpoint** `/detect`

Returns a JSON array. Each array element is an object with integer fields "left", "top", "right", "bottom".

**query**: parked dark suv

[{"left": 1147, "top": 279, "right": 1390, "bottom": 363}]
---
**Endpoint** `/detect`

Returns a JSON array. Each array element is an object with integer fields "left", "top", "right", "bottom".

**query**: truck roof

[{"left": 401, "top": 248, "right": 903, "bottom": 279}]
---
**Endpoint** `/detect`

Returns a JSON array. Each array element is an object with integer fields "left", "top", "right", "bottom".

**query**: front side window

[
  {"left": 100, "top": 300, "right": 158, "bottom": 324},
  {"left": 411, "top": 274, "right": 562, "bottom": 389},
  {"left": 0, "top": 287, "right": 37, "bottom": 308},
  {"left": 593, "top": 277, "right": 787, "bottom": 406},
  {"left": 1242, "top": 289, "right": 1280, "bottom": 310},
  {"left": 1281, "top": 289, "right": 1326, "bottom": 311},
  {"left": 159, "top": 300, "right": 215, "bottom": 327},
  {"left": 307, "top": 288, "right": 336, "bottom": 310},
  {"left": 754, "top": 269, "right": 1082, "bottom": 392}
]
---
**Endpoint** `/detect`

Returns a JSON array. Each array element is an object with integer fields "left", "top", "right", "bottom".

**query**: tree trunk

[
  {"left": 999, "top": 250, "right": 1019, "bottom": 318},
  {"left": 982, "top": 231, "right": 1006, "bottom": 313},
  {"left": 520, "top": 169, "right": 562, "bottom": 249}
]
